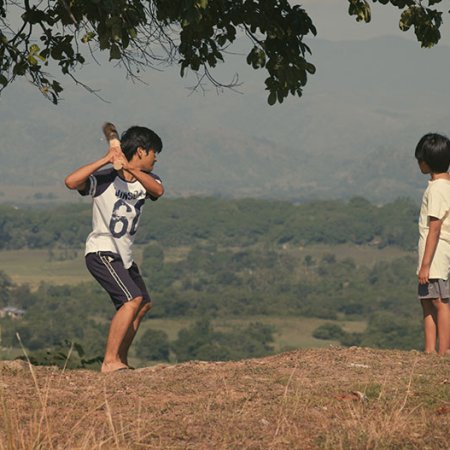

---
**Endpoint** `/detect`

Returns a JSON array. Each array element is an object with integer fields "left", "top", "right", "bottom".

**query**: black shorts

[{"left": 85, "top": 251, "right": 151, "bottom": 310}]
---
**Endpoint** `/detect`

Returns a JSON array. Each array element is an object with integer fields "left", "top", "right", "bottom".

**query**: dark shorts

[
  {"left": 418, "top": 279, "right": 450, "bottom": 300},
  {"left": 85, "top": 251, "right": 151, "bottom": 310}
]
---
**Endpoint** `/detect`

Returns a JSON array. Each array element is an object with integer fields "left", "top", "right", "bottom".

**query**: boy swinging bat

[{"left": 65, "top": 123, "right": 164, "bottom": 372}]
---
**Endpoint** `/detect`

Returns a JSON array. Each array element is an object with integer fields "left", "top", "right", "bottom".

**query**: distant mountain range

[{"left": 1, "top": 35, "right": 450, "bottom": 203}]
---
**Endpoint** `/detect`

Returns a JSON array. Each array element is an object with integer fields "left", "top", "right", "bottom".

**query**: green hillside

[{"left": 0, "top": 197, "right": 424, "bottom": 367}]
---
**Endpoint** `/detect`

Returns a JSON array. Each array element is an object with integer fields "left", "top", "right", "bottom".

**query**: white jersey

[
  {"left": 417, "top": 178, "right": 450, "bottom": 279},
  {"left": 80, "top": 168, "right": 161, "bottom": 269}
]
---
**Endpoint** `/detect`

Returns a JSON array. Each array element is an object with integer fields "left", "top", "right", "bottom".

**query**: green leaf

[
  {"left": 348, "top": 0, "right": 371, "bottom": 23},
  {"left": 98, "top": 33, "right": 110, "bottom": 50},
  {"left": 267, "top": 91, "right": 277, "bottom": 106},
  {"left": 27, "top": 55, "right": 38, "bottom": 65},
  {"left": 81, "top": 32, "right": 96, "bottom": 44},
  {"left": 13, "top": 62, "right": 27, "bottom": 76},
  {"left": 197, "top": 0, "right": 208, "bottom": 9},
  {"left": 306, "top": 63, "right": 316, "bottom": 74},
  {"left": 399, "top": 9, "right": 413, "bottom": 32},
  {"left": 129, "top": 28, "right": 138, "bottom": 39},
  {"left": 109, "top": 44, "right": 121, "bottom": 60},
  {"left": 0, "top": 74, "right": 7, "bottom": 86},
  {"left": 180, "top": 62, "right": 186, "bottom": 77},
  {"left": 122, "top": 32, "right": 130, "bottom": 49},
  {"left": 29, "top": 44, "right": 40, "bottom": 54},
  {"left": 52, "top": 80, "right": 63, "bottom": 94}
]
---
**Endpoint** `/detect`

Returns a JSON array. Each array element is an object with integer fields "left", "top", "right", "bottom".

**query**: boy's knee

[
  {"left": 128, "top": 296, "right": 144, "bottom": 310},
  {"left": 432, "top": 297, "right": 449, "bottom": 307}
]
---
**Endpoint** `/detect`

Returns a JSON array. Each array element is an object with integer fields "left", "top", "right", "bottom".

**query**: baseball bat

[{"left": 102, "top": 122, "right": 123, "bottom": 170}]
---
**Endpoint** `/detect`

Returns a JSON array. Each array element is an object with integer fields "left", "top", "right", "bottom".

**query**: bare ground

[{"left": 1, "top": 347, "right": 449, "bottom": 450}]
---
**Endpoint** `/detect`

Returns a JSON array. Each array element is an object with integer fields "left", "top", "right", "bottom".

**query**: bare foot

[{"left": 101, "top": 361, "right": 129, "bottom": 373}]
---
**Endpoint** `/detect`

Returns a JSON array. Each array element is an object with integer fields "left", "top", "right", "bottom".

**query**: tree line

[{"left": 0, "top": 196, "right": 418, "bottom": 251}]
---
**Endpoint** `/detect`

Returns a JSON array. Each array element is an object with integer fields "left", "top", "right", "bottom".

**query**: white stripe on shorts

[{"left": 99, "top": 253, "right": 133, "bottom": 300}]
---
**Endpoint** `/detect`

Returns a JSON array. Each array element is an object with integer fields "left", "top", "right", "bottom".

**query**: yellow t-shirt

[{"left": 417, "top": 178, "right": 450, "bottom": 279}]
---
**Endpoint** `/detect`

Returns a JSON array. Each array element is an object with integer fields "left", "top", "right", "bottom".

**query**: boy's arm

[
  {"left": 123, "top": 167, "right": 164, "bottom": 198},
  {"left": 64, "top": 145, "right": 121, "bottom": 191},
  {"left": 115, "top": 151, "right": 164, "bottom": 198},
  {"left": 418, "top": 216, "right": 442, "bottom": 284}
]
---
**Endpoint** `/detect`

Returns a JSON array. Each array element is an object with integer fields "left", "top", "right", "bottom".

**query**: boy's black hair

[
  {"left": 415, "top": 133, "right": 450, "bottom": 173},
  {"left": 120, "top": 126, "right": 163, "bottom": 161}
]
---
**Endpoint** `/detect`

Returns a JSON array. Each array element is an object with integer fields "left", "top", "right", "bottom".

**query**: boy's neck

[
  {"left": 430, "top": 172, "right": 450, "bottom": 181},
  {"left": 119, "top": 155, "right": 145, "bottom": 182},
  {"left": 119, "top": 164, "right": 138, "bottom": 182},
  {"left": 121, "top": 171, "right": 135, "bottom": 182}
]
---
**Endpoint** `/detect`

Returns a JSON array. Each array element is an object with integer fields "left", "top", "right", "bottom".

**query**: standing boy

[
  {"left": 415, "top": 133, "right": 450, "bottom": 356},
  {"left": 65, "top": 124, "right": 164, "bottom": 372}
]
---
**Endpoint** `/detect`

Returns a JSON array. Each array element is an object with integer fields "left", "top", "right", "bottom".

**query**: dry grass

[{"left": 1, "top": 347, "right": 449, "bottom": 449}]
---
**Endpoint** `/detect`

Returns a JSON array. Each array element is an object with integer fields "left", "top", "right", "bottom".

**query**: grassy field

[
  {"left": 283, "top": 242, "right": 412, "bottom": 267},
  {"left": 0, "top": 248, "right": 89, "bottom": 287},
  {"left": 0, "top": 246, "right": 147, "bottom": 288},
  {"left": 142, "top": 316, "right": 366, "bottom": 351},
  {"left": 0, "top": 243, "right": 412, "bottom": 288}
]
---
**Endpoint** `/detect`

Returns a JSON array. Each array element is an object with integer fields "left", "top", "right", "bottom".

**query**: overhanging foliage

[{"left": 0, "top": 0, "right": 446, "bottom": 104}]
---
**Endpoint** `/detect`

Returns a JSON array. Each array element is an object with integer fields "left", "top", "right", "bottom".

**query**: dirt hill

[{"left": 1, "top": 347, "right": 449, "bottom": 449}]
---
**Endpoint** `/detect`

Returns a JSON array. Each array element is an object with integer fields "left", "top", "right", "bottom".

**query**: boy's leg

[
  {"left": 119, "top": 302, "right": 152, "bottom": 366},
  {"left": 85, "top": 253, "right": 150, "bottom": 371},
  {"left": 421, "top": 299, "right": 437, "bottom": 354},
  {"left": 431, "top": 297, "right": 450, "bottom": 356},
  {"left": 117, "top": 263, "right": 153, "bottom": 366},
  {"left": 102, "top": 296, "right": 143, "bottom": 373}
]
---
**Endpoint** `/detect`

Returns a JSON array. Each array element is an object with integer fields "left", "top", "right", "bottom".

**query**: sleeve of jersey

[
  {"left": 427, "top": 185, "right": 450, "bottom": 220},
  {"left": 78, "top": 175, "right": 97, "bottom": 197},
  {"left": 146, "top": 173, "right": 163, "bottom": 202}
]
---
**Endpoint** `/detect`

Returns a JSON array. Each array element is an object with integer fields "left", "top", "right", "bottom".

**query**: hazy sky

[{"left": 1, "top": 1, "right": 450, "bottom": 202}]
